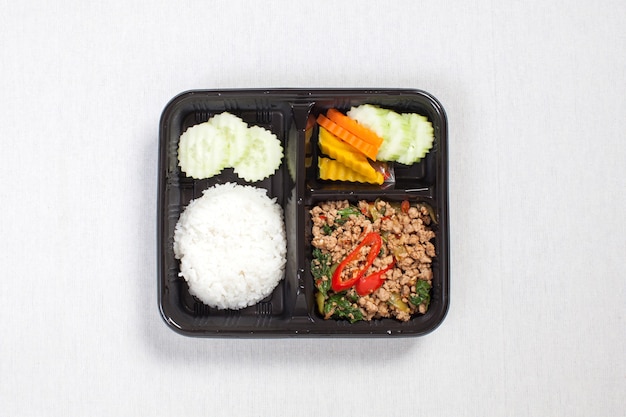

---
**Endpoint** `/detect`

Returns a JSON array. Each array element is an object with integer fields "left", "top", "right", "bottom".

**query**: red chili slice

[
  {"left": 331, "top": 232, "right": 382, "bottom": 292},
  {"left": 355, "top": 259, "right": 396, "bottom": 296}
]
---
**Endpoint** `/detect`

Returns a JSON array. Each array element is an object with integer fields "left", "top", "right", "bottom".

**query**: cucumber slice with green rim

[
  {"left": 177, "top": 112, "right": 283, "bottom": 182},
  {"left": 377, "top": 111, "right": 410, "bottom": 161},
  {"left": 233, "top": 126, "right": 284, "bottom": 182},
  {"left": 347, "top": 104, "right": 434, "bottom": 164},
  {"left": 177, "top": 123, "right": 229, "bottom": 179},
  {"left": 396, "top": 113, "right": 434, "bottom": 165},
  {"left": 207, "top": 112, "right": 249, "bottom": 166}
]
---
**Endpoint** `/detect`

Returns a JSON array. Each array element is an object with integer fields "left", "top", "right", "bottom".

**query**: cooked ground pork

[{"left": 311, "top": 199, "right": 436, "bottom": 322}]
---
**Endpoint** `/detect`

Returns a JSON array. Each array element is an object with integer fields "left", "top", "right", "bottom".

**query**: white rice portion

[{"left": 173, "top": 183, "right": 287, "bottom": 310}]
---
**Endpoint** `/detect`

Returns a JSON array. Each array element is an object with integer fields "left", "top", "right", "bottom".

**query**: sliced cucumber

[
  {"left": 347, "top": 104, "right": 434, "bottom": 164},
  {"left": 347, "top": 104, "right": 387, "bottom": 136},
  {"left": 377, "top": 111, "right": 409, "bottom": 161},
  {"left": 177, "top": 112, "right": 283, "bottom": 182},
  {"left": 396, "top": 113, "right": 434, "bottom": 165},
  {"left": 207, "top": 112, "right": 249, "bottom": 166},
  {"left": 177, "top": 123, "right": 229, "bottom": 179},
  {"left": 233, "top": 126, "right": 284, "bottom": 182}
]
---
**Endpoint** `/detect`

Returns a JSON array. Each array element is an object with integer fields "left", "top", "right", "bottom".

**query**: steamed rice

[{"left": 173, "top": 182, "right": 286, "bottom": 310}]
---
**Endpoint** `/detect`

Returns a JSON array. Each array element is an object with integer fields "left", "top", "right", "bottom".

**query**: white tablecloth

[{"left": 1, "top": 1, "right": 624, "bottom": 415}]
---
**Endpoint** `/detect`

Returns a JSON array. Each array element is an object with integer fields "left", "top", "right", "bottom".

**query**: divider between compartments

[{"left": 284, "top": 101, "right": 315, "bottom": 320}]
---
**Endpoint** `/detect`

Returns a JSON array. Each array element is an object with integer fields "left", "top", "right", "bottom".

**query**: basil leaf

[
  {"left": 409, "top": 280, "right": 431, "bottom": 308},
  {"left": 311, "top": 248, "right": 332, "bottom": 296},
  {"left": 325, "top": 293, "right": 364, "bottom": 323},
  {"left": 335, "top": 206, "right": 361, "bottom": 225}
]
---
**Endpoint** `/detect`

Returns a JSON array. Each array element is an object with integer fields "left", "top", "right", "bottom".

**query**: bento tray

[{"left": 157, "top": 88, "right": 449, "bottom": 337}]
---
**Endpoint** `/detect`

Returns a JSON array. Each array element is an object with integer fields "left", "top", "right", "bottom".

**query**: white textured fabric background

[{"left": 1, "top": 0, "right": 624, "bottom": 415}]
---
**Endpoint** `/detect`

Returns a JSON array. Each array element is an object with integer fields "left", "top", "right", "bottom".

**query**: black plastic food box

[{"left": 157, "top": 88, "right": 449, "bottom": 337}]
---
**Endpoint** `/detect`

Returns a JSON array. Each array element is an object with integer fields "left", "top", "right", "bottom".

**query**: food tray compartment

[{"left": 158, "top": 89, "right": 449, "bottom": 337}]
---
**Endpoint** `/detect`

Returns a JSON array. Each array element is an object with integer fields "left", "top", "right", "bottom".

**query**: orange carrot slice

[
  {"left": 316, "top": 114, "right": 379, "bottom": 160},
  {"left": 326, "top": 108, "right": 383, "bottom": 148}
]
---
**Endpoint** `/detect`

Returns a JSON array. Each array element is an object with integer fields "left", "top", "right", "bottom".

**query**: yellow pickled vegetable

[
  {"left": 316, "top": 292, "right": 326, "bottom": 315},
  {"left": 318, "top": 127, "right": 382, "bottom": 183},
  {"left": 319, "top": 125, "right": 362, "bottom": 154},
  {"left": 318, "top": 157, "right": 383, "bottom": 184},
  {"left": 388, "top": 292, "right": 410, "bottom": 313}
]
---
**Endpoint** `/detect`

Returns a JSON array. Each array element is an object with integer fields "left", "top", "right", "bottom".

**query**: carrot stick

[
  {"left": 316, "top": 114, "right": 379, "bottom": 160},
  {"left": 326, "top": 108, "right": 383, "bottom": 148}
]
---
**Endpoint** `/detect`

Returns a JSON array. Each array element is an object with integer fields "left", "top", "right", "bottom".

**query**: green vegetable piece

[
  {"left": 388, "top": 292, "right": 410, "bottom": 313},
  {"left": 316, "top": 292, "right": 326, "bottom": 315},
  {"left": 177, "top": 112, "right": 283, "bottom": 181},
  {"left": 409, "top": 280, "right": 432, "bottom": 309},
  {"left": 311, "top": 248, "right": 332, "bottom": 297},
  {"left": 347, "top": 104, "right": 434, "bottom": 165},
  {"left": 177, "top": 122, "right": 229, "bottom": 179},
  {"left": 335, "top": 206, "right": 361, "bottom": 225},
  {"left": 206, "top": 112, "right": 249, "bottom": 166},
  {"left": 324, "top": 293, "right": 364, "bottom": 323},
  {"left": 233, "top": 125, "right": 284, "bottom": 182}
]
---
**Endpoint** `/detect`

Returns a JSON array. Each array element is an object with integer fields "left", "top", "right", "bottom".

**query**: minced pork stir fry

[{"left": 310, "top": 199, "right": 436, "bottom": 322}]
